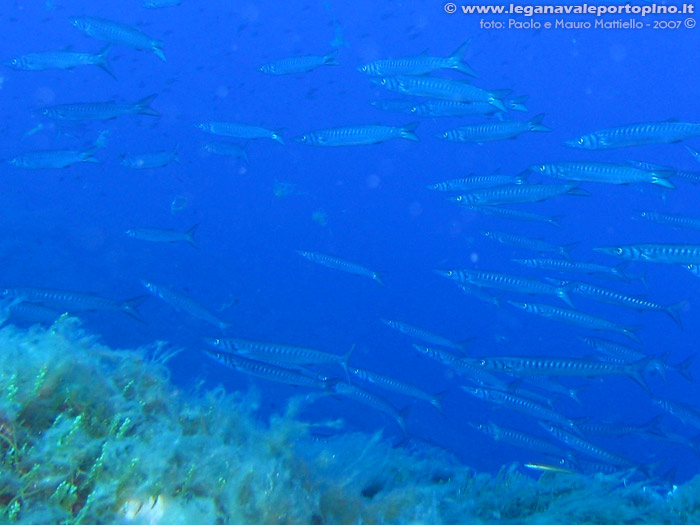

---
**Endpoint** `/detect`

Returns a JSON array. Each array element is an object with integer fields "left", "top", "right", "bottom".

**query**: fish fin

[
  {"left": 529, "top": 113, "right": 551, "bottom": 132},
  {"left": 81, "top": 147, "right": 100, "bottom": 163},
  {"left": 622, "top": 325, "right": 643, "bottom": 345},
  {"left": 449, "top": 38, "right": 478, "bottom": 78},
  {"left": 135, "top": 94, "right": 160, "bottom": 117},
  {"left": 400, "top": 122, "right": 420, "bottom": 142},
  {"left": 185, "top": 223, "right": 199, "bottom": 248},
  {"left": 629, "top": 356, "right": 652, "bottom": 393},
  {"left": 612, "top": 262, "right": 631, "bottom": 281},
  {"left": 650, "top": 171, "right": 676, "bottom": 189},
  {"left": 514, "top": 170, "right": 529, "bottom": 184},
  {"left": 121, "top": 295, "right": 148, "bottom": 323},
  {"left": 272, "top": 130, "right": 285, "bottom": 144},
  {"left": 549, "top": 215, "right": 564, "bottom": 227},
  {"left": 507, "top": 95, "right": 529, "bottom": 112},
  {"left": 152, "top": 40, "right": 166, "bottom": 62},
  {"left": 556, "top": 289, "right": 574, "bottom": 308},
  {"left": 96, "top": 44, "right": 116, "bottom": 79},
  {"left": 340, "top": 344, "right": 355, "bottom": 382},
  {"left": 372, "top": 271, "right": 385, "bottom": 286},
  {"left": 565, "top": 186, "right": 591, "bottom": 197},
  {"left": 647, "top": 354, "right": 669, "bottom": 382},
  {"left": 431, "top": 391, "right": 449, "bottom": 416},
  {"left": 559, "top": 243, "right": 577, "bottom": 262},
  {"left": 665, "top": 300, "right": 688, "bottom": 329},
  {"left": 487, "top": 96, "right": 507, "bottom": 112},
  {"left": 674, "top": 354, "right": 696, "bottom": 383},
  {"left": 323, "top": 49, "right": 341, "bottom": 65}
]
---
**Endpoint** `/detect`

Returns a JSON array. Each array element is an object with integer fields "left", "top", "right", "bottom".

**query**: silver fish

[
  {"left": 197, "top": 122, "right": 283, "bottom": 144},
  {"left": 42, "top": 94, "right": 159, "bottom": 120},
  {"left": 565, "top": 120, "right": 700, "bottom": 150},
  {"left": 410, "top": 97, "right": 528, "bottom": 117},
  {"left": 295, "top": 123, "right": 419, "bottom": 146},
  {"left": 71, "top": 16, "right": 165, "bottom": 61},
  {"left": 372, "top": 75, "right": 509, "bottom": 111},
  {"left": 427, "top": 172, "right": 527, "bottom": 192},
  {"left": 438, "top": 114, "right": 551, "bottom": 143},
  {"left": 540, "top": 423, "right": 637, "bottom": 468},
  {"left": 512, "top": 258, "right": 633, "bottom": 282},
  {"left": 595, "top": 244, "right": 700, "bottom": 265},
  {"left": 297, "top": 250, "right": 383, "bottom": 285},
  {"left": 141, "top": 281, "right": 230, "bottom": 330},
  {"left": 259, "top": 50, "right": 339, "bottom": 75},
  {"left": 450, "top": 183, "right": 589, "bottom": 206},
  {"left": 5, "top": 45, "right": 114, "bottom": 77},
  {"left": 481, "top": 230, "right": 575, "bottom": 260},
  {"left": 636, "top": 210, "right": 700, "bottom": 231},
  {"left": 331, "top": 381, "right": 407, "bottom": 436},
  {"left": 124, "top": 225, "right": 198, "bottom": 247},
  {"left": 8, "top": 148, "right": 98, "bottom": 169},
  {"left": 204, "top": 142, "right": 248, "bottom": 162},
  {"left": 508, "top": 300, "right": 641, "bottom": 343},
  {"left": 533, "top": 161, "right": 675, "bottom": 189},
  {"left": 358, "top": 39, "right": 477, "bottom": 77},
  {"left": 381, "top": 318, "right": 465, "bottom": 350},
  {"left": 349, "top": 366, "right": 444, "bottom": 413},
  {"left": 460, "top": 205, "right": 560, "bottom": 227}
]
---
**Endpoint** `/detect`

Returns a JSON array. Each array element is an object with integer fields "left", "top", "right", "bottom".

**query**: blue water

[{"left": 1, "top": 0, "right": 699, "bottom": 484}]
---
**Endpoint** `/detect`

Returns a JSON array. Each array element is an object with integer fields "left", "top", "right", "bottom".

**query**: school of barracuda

[{"left": 3, "top": 4, "right": 700, "bottom": 487}]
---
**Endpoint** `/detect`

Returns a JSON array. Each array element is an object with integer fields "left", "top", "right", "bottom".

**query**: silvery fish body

[
  {"left": 595, "top": 244, "right": 700, "bottom": 264},
  {"left": 71, "top": 16, "right": 165, "bottom": 61},
  {"left": 43, "top": 94, "right": 159, "bottom": 120},
  {"left": 204, "top": 142, "right": 248, "bottom": 162},
  {"left": 125, "top": 225, "right": 198, "bottom": 247},
  {"left": 533, "top": 161, "right": 675, "bottom": 189},
  {"left": 259, "top": 51, "right": 339, "bottom": 75},
  {"left": 141, "top": 281, "right": 229, "bottom": 330},
  {"left": 297, "top": 250, "right": 383, "bottom": 285},
  {"left": 359, "top": 39, "right": 477, "bottom": 77},
  {"left": 121, "top": 149, "right": 178, "bottom": 169},
  {"left": 427, "top": 173, "right": 527, "bottom": 192},
  {"left": 8, "top": 148, "right": 98, "bottom": 169},
  {"left": 438, "top": 114, "right": 550, "bottom": 143},
  {"left": 5, "top": 46, "right": 114, "bottom": 77},
  {"left": 198, "top": 121, "right": 284, "bottom": 144},
  {"left": 296, "top": 123, "right": 418, "bottom": 146},
  {"left": 566, "top": 120, "right": 700, "bottom": 149},
  {"left": 372, "top": 75, "right": 508, "bottom": 111},
  {"left": 450, "top": 183, "right": 588, "bottom": 206}
]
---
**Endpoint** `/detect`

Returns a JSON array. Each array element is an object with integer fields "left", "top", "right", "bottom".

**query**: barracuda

[
  {"left": 42, "top": 95, "right": 159, "bottom": 120},
  {"left": 481, "top": 230, "right": 575, "bottom": 260},
  {"left": 438, "top": 114, "right": 551, "bottom": 143},
  {"left": 565, "top": 120, "right": 700, "bottom": 150},
  {"left": 508, "top": 301, "right": 641, "bottom": 343},
  {"left": 434, "top": 268, "right": 573, "bottom": 307},
  {"left": 141, "top": 281, "right": 230, "bottom": 331},
  {"left": 636, "top": 210, "right": 700, "bottom": 231},
  {"left": 5, "top": 46, "right": 114, "bottom": 77},
  {"left": 512, "top": 258, "right": 633, "bottom": 282},
  {"left": 470, "top": 355, "right": 650, "bottom": 392},
  {"left": 595, "top": 243, "right": 700, "bottom": 264},
  {"left": 461, "top": 205, "right": 560, "bottom": 227},
  {"left": 372, "top": 75, "right": 509, "bottom": 111},
  {"left": 8, "top": 148, "right": 99, "bottom": 169},
  {"left": 532, "top": 161, "right": 675, "bottom": 189},
  {"left": 71, "top": 16, "right": 165, "bottom": 61},
  {"left": 198, "top": 122, "right": 284, "bottom": 144},
  {"left": 259, "top": 50, "right": 339, "bottom": 75},
  {"left": 358, "top": 39, "right": 477, "bottom": 77},
  {"left": 449, "top": 183, "right": 589, "bottom": 206},
  {"left": 427, "top": 172, "right": 527, "bottom": 192},
  {"left": 381, "top": 318, "right": 465, "bottom": 351},
  {"left": 349, "top": 367, "right": 444, "bottom": 413},
  {"left": 297, "top": 250, "right": 383, "bottom": 285},
  {"left": 540, "top": 423, "right": 638, "bottom": 468},
  {"left": 295, "top": 123, "right": 419, "bottom": 146},
  {"left": 125, "top": 225, "right": 198, "bottom": 247}
]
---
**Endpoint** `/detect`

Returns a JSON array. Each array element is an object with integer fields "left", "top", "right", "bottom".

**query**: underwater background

[{"left": 1, "top": 0, "right": 700, "bottom": 522}]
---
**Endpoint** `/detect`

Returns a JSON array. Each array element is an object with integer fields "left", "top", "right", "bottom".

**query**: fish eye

[
  {"left": 616, "top": 248, "right": 623, "bottom": 255},
  {"left": 213, "top": 338, "right": 221, "bottom": 345},
  {"left": 688, "top": 264, "right": 695, "bottom": 270},
  {"left": 446, "top": 270, "right": 453, "bottom": 276},
  {"left": 577, "top": 138, "right": 584, "bottom": 145},
  {"left": 539, "top": 164, "right": 546, "bottom": 172},
  {"left": 479, "top": 359, "right": 486, "bottom": 366},
  {"left": 380, "top": 78, "right": 386, "bottom": 85},
  {"left": 455, "top": 196, "right": 462, "bottom": 202},
  {"left": 640, "top": 211, "right": 647, "bottom": 217},
  {"left": 410, "top": 107, "right": 418, "bottom": 113}
]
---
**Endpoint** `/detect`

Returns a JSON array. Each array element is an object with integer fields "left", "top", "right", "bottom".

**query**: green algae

[{"left": 0, "top": 319, "right": 697, "bottom": 524}]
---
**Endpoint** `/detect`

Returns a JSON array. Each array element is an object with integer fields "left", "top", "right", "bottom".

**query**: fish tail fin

[
  {"left": 431, "top": 391, "right": 449, "bottom": 416},
  {"left": 449, "top": 38, "right": 478, "bottom": 77},
  {"left": 135, "top": 94, "right": 160, "bottom": 117},
  {"left": 612, "top": 261, "right": 631, "bottom": 281},
  {"left": 549, "top": 215, "right": 564, "bottom": 227},
  {"left": 629, "top": 356, "right": 652, "bottom": 393},
  {"left": 96, "top": 44, "right": 116, "bottom": 78},
  {"left": 172, "top": 143, "right": 181, "bottom": 164},
  {"left": 685, "top": 144, "right": 700, "bottom": 159},
  {"left": 650, "top": 171, "right": 676, "bottom": 189},
  {"left": 559, "top": 243, "right": 577, "bottom": 262},
  {"left": 488, "top": 96, "right": 507, "bottom": 112},
  {"left": 340, "top": 344, "right": 355, "bottom": 382},
  {"left": 622, "top": 325, "right": 643, "bottom": 345},
  {"left": 642, "top": 414, "right": 665, "bottom": 437},
  {"left": 185, "top": 223, "right": 199, "bottom": 248},
  {"left": 507, "top": 95, "right": 529, "bottom": 112},
  {"left": 675, "top": 354, "right": 696, "bottom": 383},
  {"left": 400, "top": 122, "right": 420, "bottom": 142},
  {"left": 272, "top": 130, "right": 285, "bottom": 144},
  {"left": 81, "top": 146, "right": 100, "bottom": 163},
  {"left": 565, "top": 186, "right": 591, "bottom": 197},
  {"left": 665, "top": 300, "right": 688, "bottom": 329},
  {"left": 372, "top": 271, "right": 385, "bottom": 286},
  {"left": 152, "top": 40, "right": 166, "bottom": 62},
  {"left": 557, "top": 288, "right": 574, "bottom": 308},
  {"left": 218, "top": 320, "right": 231, "bottom": 332},
  {"left": 324, "top": 49, "right": 341, "bottom": 65},
  {"left": 529, "top": 113, "right": 551, "bottom": 132},
  {"left": 121, "top": 295, "right": 148, "bottom": 323},
  {"left": 514, "top": 170, "right": 529, "bottom": 184},
  {"left": 649, "top": 354, "right": 669, "bottom": 382}
]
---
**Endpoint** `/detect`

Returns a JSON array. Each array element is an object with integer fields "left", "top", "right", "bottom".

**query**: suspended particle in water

[{"left": 312, "top": 210, "right": 328, "bottom": 227}]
